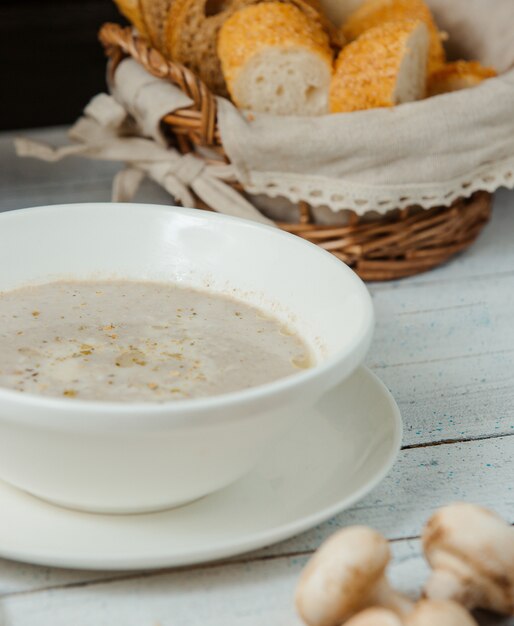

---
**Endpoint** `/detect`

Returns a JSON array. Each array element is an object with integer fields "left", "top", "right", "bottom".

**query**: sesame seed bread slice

[
  {"left": 342, "top": 0, "right": 445, "bottom": 74},
  {"left": 330, "top": 19, "right": 429, "bottom": 113},
  {"left": 218, "top": 2, "right": 333, "bottom": 115},
  {"left": 427, "top": 61, "right": 497, "bottom": 97},
  {"left": 140, "top": 0, "right": 174, "bottom": 49},
  {"left": 113, "top": 0, "right": 148, "bottom": 36}
]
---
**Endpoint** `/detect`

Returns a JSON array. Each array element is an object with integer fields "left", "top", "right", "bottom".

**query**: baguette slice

[
  {"left": 113, "top": 0, "right": 148, "bottom": 36},
  {"left": 165, "top": 0, "right": 336, "bottom": 97},
  {"left": 342, "top": 0, "right": 445, "bottom": 74},
  {"left": 165, "top": 0, "right": 261, "bottom": 96},
  {"left": 330, "top": 19, "right": 429, "bottom": 113},
  {"left": 289, "top": 0, "right": 347, "bottom": 48},
  {"left": 218, "top": 2, "right": 333, "bottom": 115},
  {"left": 427, "top": 60, "right": 497, "bottom": 97},
  {"left": 140, "top": 0, "right": 174, "bottom": 50}
]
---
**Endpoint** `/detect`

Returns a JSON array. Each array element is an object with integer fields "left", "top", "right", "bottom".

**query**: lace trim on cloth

[
  {"left": 14, "top": 51, "right": 514, "bottom": 223},
  {"left": 242, "top": 158, "right": 514, "bottom": 214}
]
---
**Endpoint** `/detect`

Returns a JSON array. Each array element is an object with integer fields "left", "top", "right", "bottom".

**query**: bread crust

[
  {"left": 342, "top": 0, "right": 445, "bottom": 74},
  {"left": 165, "top": 0, "right": 335, "bottom": 95},
  {"left": 330, "top": 19, "right": 428, "bottom": 113},
  {"left": 427, "top": 60, "right": 497, "bottom": 97},
  {"left": 140, "top": 0, "right": 174, "bottom": 50},
  {"left": 165, "top": 0, "right": 259, "bottom": 94},
  {"left": 113, "top": 0, "right": 149, "bottom": 36},
  {"left": 218, "top": 2, "right": 332, "bottom": 114},
  {"left": 218, "top": 1, "right": 332, "bottom": 92}
]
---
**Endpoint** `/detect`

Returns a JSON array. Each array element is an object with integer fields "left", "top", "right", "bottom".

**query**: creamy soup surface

[{"left": 0, "top": 280, "right": 312, "bottom": 402}]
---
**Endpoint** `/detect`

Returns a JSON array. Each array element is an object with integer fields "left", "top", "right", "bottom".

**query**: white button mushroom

[
  {"left": 422, "top": 502, "right": 514, "bottom": 615},
  {"left": 406, "top": 600, "right": 479, "bottom": 626},
  {"left": 295, "top": 527, "right": 414, "bottom": 626},
  {"left": 344, "top": 601, "right": 478, "bottom": 626},
  {"left": 344, "top": 608, "right": 404, "bottom": 626}
]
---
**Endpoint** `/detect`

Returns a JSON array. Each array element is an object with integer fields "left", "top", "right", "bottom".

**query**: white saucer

[{"left": 0, "top": 367, "right": 402, "bottom": 571}]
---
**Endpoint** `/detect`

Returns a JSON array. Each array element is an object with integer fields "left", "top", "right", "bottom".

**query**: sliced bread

[
  {"left": 113, "top": 0, "right": 148, "bottom": 36},
  {"left": 342, "top": 0, "right": 445, "bottom": 74},
  {"left": 140, "top": 0, "right": 174, "bottom": 50},
  {"left": 330, "top": 19, "right": 429, "bottom": 113},
  {"left": 288, "top": 0, "right": 347, "bottom": 48},
  {"left": 427, "top": 61, "right": 497, "bottom": 97},
  {"left": 165, "top": 0, "right": 261, "bottom": 95},
  {"left": 165, "top": 0, "right": 337, "bottom": 97},
  {"left": 218, "top": 2, "right": 333, "bottom": 115}
]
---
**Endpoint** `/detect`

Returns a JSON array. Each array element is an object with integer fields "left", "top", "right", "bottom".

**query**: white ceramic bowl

[{"left": 0, "top": 203, "right": 373, "bottom": 513}]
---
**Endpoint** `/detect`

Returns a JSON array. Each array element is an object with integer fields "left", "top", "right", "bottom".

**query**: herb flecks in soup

[{"left": 0, "top": 280, "right": 312, "bottom": 402}]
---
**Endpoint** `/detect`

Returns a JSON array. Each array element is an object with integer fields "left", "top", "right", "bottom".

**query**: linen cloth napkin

[{"left": 15, "top": 0, "right": 514, "bottom": 223}]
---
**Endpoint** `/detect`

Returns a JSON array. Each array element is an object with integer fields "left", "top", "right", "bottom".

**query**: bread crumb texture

[
  {"left": 330, "top": 19, "right": 427, "bottom": 113},
  {"left": 342, "top": 0, "right": 445, "bottom": 74},
  {"left": 218, "top": 2, "right": 332, "bottom": 90},
  {"left": 141, "top": 0, "right": 177, "bottom": 50},
  {"left": 165, "top": 0, "right": 263, "bottom": 95}
]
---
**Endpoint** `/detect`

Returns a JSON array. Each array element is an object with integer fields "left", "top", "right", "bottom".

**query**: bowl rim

[{"left": 0, "top": 202, "right": 374, "bottom": 425}]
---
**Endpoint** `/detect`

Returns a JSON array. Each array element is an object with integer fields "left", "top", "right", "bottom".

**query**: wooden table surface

[{"left": 0, "top": 127, "right": 513, "bottom": 626}]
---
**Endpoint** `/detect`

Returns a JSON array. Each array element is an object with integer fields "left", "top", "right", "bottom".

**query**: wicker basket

[{"left": 99, "top": 23, "right": 492, "bottom": 282}]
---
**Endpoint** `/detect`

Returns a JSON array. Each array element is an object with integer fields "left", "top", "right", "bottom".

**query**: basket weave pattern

[{"left": 99, "top": 23, "right": 492, "bottom": 281}]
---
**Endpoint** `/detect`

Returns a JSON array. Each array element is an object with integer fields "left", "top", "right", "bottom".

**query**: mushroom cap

[
  {"left": 406, "top": 600, "right": 478, "bottom": 626},
  {"left": 422, "top": 503, "right": 514, "bottom": 613},
  {"left": 295, "top": 526, "right": 391, "bottom": 626},
  {"left": 345, "top": 608, "right": 404, "bottom": 626},
  {"left": 343, "top": 601, "right": 479, "bottom": 626}
]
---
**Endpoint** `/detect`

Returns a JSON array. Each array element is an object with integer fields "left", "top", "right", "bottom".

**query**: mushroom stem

[
  {"left": 406, "top": 600, "right": 479, "bottom": 626},
  {"left": 370, "top": 578, "right": 415, "bottom": 617},
  {"left": 422, "top": 503, "right": 514, "bottom": 615},
  {"left": 345, "top": 608, "right": 404, "bottom": 626},
  {"left": 423, "top": 569, "right": 471, "bottom": 607},
  {"left": 345, "top": 600, "right": 479, "bottom": 626}
]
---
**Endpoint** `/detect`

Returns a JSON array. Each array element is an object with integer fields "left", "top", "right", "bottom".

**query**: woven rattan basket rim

[{"left": 98, "top": 23, "right": 492, "bottom": 281}]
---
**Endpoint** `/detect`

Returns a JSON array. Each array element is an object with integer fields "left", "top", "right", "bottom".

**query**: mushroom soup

[{"left": 0, "top": 280, "right": 313, "bottom": 402}]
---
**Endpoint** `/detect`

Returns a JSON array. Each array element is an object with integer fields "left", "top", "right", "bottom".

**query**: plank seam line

[
  {"left": 370, "top": 347, "right": 514, "bottom": 369},
  {"left": 395, "top": 302, "right": 487, "bottom": 316},
  {"left": 401, "top": 431, "right": 514, "bottom": 450},
  {"left": 0, "top": 536, "right": 420, "bottom": 600},
  {"left": 1, "top": 524, "right": 513, "bottom": 599}
]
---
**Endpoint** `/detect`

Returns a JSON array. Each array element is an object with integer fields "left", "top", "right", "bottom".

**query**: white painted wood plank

[
  {"left": 0, "top": 435, "right": 511, "bottom": 597},
  {"left": 374, "top": 352, "right": 514, "bottom": 445},
  {"left": 366, "top": 269, "right": 514, "bottom": 444},
  {"left": 0, "top": 561, "right": 115, "bottom": 598},
  {"left": 368, "top": 273, "right": 514, "bottom": 368},
  {"left": 0, "top": 128, "right": 118, "bottom": 196},
  {"left": 0, "top": 177, "right": 172, "bottom": 212},
  {"left": 0, "top": 539, "right": 511, "bottom": 626},
  {"left": 254, "top": 434, "right": 514, "bottom": 558},
  {"left": 0, "top": 180, "right": 114, "bottom": 211},
  {"left": 0, "top": 554, "right": 337, "bottom": 626},
  {"left": 0, "top": 127, "right": 172, "bottom": 211}
]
